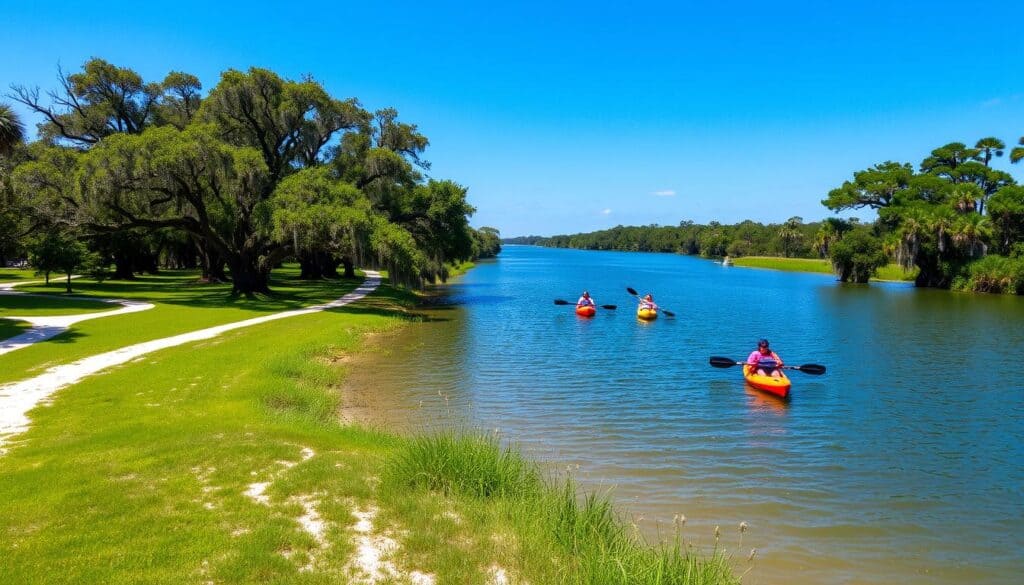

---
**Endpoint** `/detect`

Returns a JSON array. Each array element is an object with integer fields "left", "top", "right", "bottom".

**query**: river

[{"left": 344, "top": 245, "right": 1024, "bottom": 584}]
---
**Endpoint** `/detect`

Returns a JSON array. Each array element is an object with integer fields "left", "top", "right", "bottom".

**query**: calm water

[{"left": 346, "top": 245, "right": 1024, "bottom": 584}]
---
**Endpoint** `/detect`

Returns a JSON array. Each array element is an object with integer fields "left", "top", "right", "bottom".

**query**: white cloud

[
  {"left": 601, "top": 208, "right": 612, "bottom": 215},
  {"left": 652, "top": 189, "right": 676, "bottom": 197}
]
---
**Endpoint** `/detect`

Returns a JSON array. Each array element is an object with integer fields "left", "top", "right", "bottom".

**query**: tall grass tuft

[
  {"left": 386, "top": 431, "right": 541, "bottom": 499},
  {"left": 387, "top": 431, "right": 740, "bottom": 584}
]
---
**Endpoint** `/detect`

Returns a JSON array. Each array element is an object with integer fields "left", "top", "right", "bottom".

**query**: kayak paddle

[
  {"left": 625, "top": 287, "right": 676, "bottom": 318},
  {"left": 553, "top": 299, "right": 617, "bottom": 310},
  {"left": 709, "top": 356, "right": 826, "bottom": 375}
]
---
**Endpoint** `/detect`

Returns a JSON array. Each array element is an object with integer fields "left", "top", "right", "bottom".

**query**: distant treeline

[
  {"left": 516, "top": 136, "right": 1024, "bottom": 294},
  {"left": 530, "top": 218, "right": 827, "bottom": 259},
  {"left": 501, "top": 235, "right": 547, "bottom": 245}
]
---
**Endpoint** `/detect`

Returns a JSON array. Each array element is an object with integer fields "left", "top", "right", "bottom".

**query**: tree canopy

[{"left": 3, "top": 60, "right": 494, "bottom": 293}]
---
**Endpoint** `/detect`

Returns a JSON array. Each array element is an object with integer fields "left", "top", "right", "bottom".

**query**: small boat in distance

[{"left": 722, "top": 256, "right": 734, "bottom": 266}]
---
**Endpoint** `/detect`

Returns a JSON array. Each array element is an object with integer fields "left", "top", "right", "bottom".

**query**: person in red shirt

[{"left": 747, "top": 338, "right": 784, "bottom": 378}]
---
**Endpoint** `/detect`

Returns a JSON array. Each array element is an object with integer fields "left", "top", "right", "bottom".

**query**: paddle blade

[
  {"left": 553, "top": 299, "right": 571, "bottom": 305},
  {"left": 709, "top": 356, "right": 742, "bottom": 368},
  {"left": 794, "top": 363, "right": 826, "bottom": 375},
  {"left": 662, "top": 309, "right": 676, "bottom": 318},
  {"left": 601, "top": 304, "right": 617, "bottom": 310},
  {"left": 626, "top": 287, "right": 639, "bottom": 296}
]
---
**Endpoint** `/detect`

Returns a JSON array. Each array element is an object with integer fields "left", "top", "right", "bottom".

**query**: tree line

[
  {"left": 529, "top": 218, "right": 833, "bottom": 260},
  {"left": 0, "top": 59, "right": 500, "bottom": 293},
  {"left": 521, "top": 136, "right": 1024, "bottom": 293}
]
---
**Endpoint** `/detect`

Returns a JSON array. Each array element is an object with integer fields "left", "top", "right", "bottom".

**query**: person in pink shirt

[
  {"left": 747, "top": 338, "right": 784, "bottom": 378},
  {"left": 638, "top": 293, "right": 658, "bottom": 311},
  {"left": 576, "top": 291, "right": 595, "bottom": 307}
]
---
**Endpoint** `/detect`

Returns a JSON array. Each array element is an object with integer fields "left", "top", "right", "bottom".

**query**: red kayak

[{"left": 575, "top": 305, "right": 596, "bottom": 317}]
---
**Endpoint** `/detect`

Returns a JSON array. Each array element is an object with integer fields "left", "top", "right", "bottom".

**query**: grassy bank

[
  {"left": 731, "top": 256, "right": 916, "bottom": 282},
  {"left": 0, "top": 268, "right": 38, "bottom": 283},
  {"left": 0, "top": 267, "right": 363, "bottom": 385},
  {"left": 0, "top": 271, "right": 738, "bottom": 584}
]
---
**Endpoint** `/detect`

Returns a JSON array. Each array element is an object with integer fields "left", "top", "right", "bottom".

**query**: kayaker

[
  {"left": 748, "top": 339, "right": 784, "bottom": 378},
  {"left": 576, "top": 291, "right": 595, "bottom": 307},
  {"left": 638, "top": 294, "right": 658, "bottom": 311}
]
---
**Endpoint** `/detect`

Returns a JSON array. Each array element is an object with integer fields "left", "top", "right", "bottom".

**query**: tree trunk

[
  {"left": 341, "top": 256, "right": 356, "bottom": 279},
  {"left": 113, "top": 252, "right": 135, "bottom": 280},
  {"left": 229, "top": 259, "right": 271, "bottom": 295},
  {"left": 298, "top": 251, "right": 341, "bottom": 280},
  {"left": 65, "top": 271, "right": 72, "bottom": 293}
]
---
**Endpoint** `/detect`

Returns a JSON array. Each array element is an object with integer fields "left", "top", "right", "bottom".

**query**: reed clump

[{"left": 385, "top": 431, "right": 740, "bottom": 585}]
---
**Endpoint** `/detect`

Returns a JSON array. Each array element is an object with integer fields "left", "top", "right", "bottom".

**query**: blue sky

[{"left": 4, "top": 1, "right": 1024, "bottom": 236}]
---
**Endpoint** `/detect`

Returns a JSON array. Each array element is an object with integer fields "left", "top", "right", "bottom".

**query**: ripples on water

[{"left": 345, "top": 246, "right": 1024, "bottom": 585}]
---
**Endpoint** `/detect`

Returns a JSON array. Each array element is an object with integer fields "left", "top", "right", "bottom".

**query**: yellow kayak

[
  {"left": 636, "top": 307, "right": 658, "bottom": 320},
  {"left": 742, "top": 365, "right": 791, "bottom": 399}
]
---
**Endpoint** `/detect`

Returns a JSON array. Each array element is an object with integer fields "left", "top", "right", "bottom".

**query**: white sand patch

[
  {"left": 244, "top": 482, "right": 270, "bottom": 505},
  {"left": 295, "top": 495, "right": 326, "bottom": 542},
  {"left": 292, "top": 494, "right": 328, "bottom": 572},
  {"left": 410, "top": 571, "right": 436, "bottom": 584},
  {"left": 349, "top": 506, "right": 399, "bottom": 583},
  {"left": 488, "top": 565, "right": 510, "bottom": 585},
  {"left": 0, "top": 273, "right": 380, "bottom": 452}
]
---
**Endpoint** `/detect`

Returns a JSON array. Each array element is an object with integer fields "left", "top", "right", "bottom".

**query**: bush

[
  {"left": 959, "top": 255, "right": 1024, "bottom": 294},
  {"left": 829, "top": 229, "right": 888, "bottom": 283}
]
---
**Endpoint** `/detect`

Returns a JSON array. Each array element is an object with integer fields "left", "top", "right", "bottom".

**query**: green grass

[
  {"left": 0, "top": 294, "right": 116, "bottom": 318},
  {"left": 731, "top": 256, "right": 916, "bottom": 281},
  {"left": 0, "top": 268, "right": 39, "bottom": 283},
  {"left": 0, "top": 276, "right": 737, "bottom": 584},
  {"left": 731, "top": 256, "right": 833, "bottom": 274},
  {"left": 382, "top": 433, "right": 739, "bottom": 584},
  {"left": 0, "top": 319, "right": 30, "bottom": 341},
  {"left": 0, "top": 266, "right": 368, "bottom": 385}
]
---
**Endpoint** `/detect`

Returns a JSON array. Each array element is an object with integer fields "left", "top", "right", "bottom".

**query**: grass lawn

[
  {"left": 0, "top": 267, "right": 365, "bottom": 385},
  {"left": 0, "top": 268, "right": 39, "bottom": 283},
  {"left": 0, "top": 319, "right": 30, "bottom": 341},
  {"left": 731, "top": 256, "right": 916, "bottom": 282},
  {"left": 0, "top": 294, "right": 116, "bottom": 319},
  {"left": 0, "top": 280, "right": 737, "bottom": 584}
]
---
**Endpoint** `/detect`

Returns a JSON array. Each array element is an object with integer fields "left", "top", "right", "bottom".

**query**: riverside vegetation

[
  {"left": 0, "top": 268, "right": 740, "bottom": 583},
  {"left": 518, "top": 137, "right": 1024, "bottom": 293}
]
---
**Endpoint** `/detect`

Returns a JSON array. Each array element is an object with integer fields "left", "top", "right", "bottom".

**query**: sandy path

[
  {"left": 0, "top": 272, "right": 381, "bottom": 451},
  {"left": 1, "top": 280, "right": 155, "bottom": 356}
]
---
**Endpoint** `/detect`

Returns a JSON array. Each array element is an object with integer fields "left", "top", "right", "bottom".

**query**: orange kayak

[
  {"left": 575, "top": 305, "right": 596, "bottom": 317},
  {"left": 743, "top": 365, "right": 791, "bottom": 399}
]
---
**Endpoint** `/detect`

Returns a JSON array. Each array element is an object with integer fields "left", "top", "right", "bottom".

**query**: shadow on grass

[
  {"left": 0, "top": 294, "right": 112, "bottom": 314},
  {"left": 20, "top": 271, "right": 368, "bottom": 314}
]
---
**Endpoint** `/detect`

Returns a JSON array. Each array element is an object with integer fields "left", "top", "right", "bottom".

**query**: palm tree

[
  {"left": 778, "top": 216, "right": 804, "bottom": 257},
  {"left": 949, "top": 184, "right": 983, "bottom": 214},
  {"left": 1011, "top": 136, "right": 1024, "bottom": 164},
  {"left": 813, "top": 217, "right": 851, "bottom": 258},
  {"left": 974, "top": 137, "right": 1005, "bottom": 167},
  {"left": 0, "top": 103, "right": 25, "bottom": 156},
  {"left": 950, "top": 214, "right": 992, "bottom": 259}
]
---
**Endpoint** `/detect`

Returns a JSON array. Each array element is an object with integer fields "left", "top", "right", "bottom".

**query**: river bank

[
  {"left": 0, "top": 267, "right": 738, "bottom": 584},
  {"left": 728, "top": 256, "right": 916, "bottom": 281}
]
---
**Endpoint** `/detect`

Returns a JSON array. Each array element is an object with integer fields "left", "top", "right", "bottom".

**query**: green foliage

[
  {"left": 472, "top": 226, "right": 502, "bottom": 259},
  {"left": 28, "top": 230, "right": 92, "bottom": 291},
  {"left": 0, "top": 103, "right": 25, "bottom": 155},
  {"left": 386, "top": 431, "right": 541, "bottom": 499},
  {"left": 956, "top": 255, "right": 1024, "bottom": 294},
  {"left": 539, "top": 219, "right": 820, "bottom": 258},
  {"left": 829, "top": 228, "right": 888, "bottom": 283},
  {"left": 6, "top": 60, "right": 485, "bottom": 294}
]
